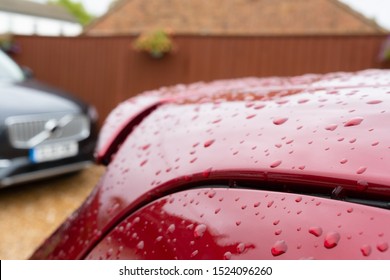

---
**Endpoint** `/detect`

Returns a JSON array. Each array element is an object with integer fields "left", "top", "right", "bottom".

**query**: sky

[{"left": 31, "top": 0, "right": 390, "bottom": 30}]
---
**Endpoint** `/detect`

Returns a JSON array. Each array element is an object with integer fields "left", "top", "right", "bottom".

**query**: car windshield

[{"left": 0, "top": 50, "right": 24, "bottom": 82}]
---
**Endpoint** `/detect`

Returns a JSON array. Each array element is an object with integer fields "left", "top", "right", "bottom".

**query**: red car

[{"left": 32, "top": 70, "right": 390, "bottom": 259}]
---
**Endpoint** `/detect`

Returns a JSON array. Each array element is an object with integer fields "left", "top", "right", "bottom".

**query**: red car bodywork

[{"left": 32, "top": 70, "right": 390, "bottom": 259}]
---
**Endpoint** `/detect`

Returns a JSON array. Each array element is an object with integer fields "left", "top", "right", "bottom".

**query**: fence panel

[{"left": 13, "top": 34, "right": 387, "bottom": 124}]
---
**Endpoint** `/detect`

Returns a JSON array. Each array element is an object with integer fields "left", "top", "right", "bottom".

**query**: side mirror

[{"left": 21, "top": 66, "right": 34, "bottom": 80}]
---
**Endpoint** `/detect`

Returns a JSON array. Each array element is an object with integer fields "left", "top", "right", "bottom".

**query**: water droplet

[
  {"left": 167, "top": 224, "right": 176, "bottom": 233},
  {"left": 356, "top": 166, "right": 367, "bottom": 174},
  {"left": 267, "top": 200, "right": 274, "bottom": 208},
  {"left": 275, "top": 229, "right": 282, "bottom": 235},
  {"left": 141, "top": 144, "right": 151, "bottom": 150},
  {"left": 191, "top": 250, "right": 199, "bottom": 257},
  {"left": 156, "top": 236, "right": 163, "bottom": 242},
  {"left": 309, "top": 226, "right": 323, "bottom": 237},
  {"left": 224, "top": 251, "right": 232, "bottom": 260},
  {"left": 295, "top": 196, "right": 302, "bottom": 203},
  {"left": 371, "top": 141, "right": 379, "bottom": 146},
  {"left": 340, "top": 158, "right": 348, "bottom": 164},
  {"left": 347, "top": 207, "right": 353, "bottom": 213},
  {"left": 254, "top": 201, "right": 260, "bottom": 207},
  {"left": 377, "top": 242, "right": 389, "bottom": 252},
  {"left": 241, "top": 205, "right": 247, "bottom": 210},
  {"left": 214, "top": 208, "right": 221, "bottom": 214},
  {"left": 298, "top": 165, "right": 305, "bottom": 170},
  {"left": 204, "top": 139, "right": 215, "bottom": 148},
  {"left": 273, "top": 220, "right": 280, "bottom": 225},
  {"left": 270, "top": 160, "right": 282, "bottom": 168},
  {"left": 246, "top": 114, "right": 256, "bottom": 119},
  {"left": 325, "top": 124, "right": 338, "bottom": 131},
  {"left": 194, "top": 224, "right": 207, "bottom": 238},
  {"left": 140, "top": 160, "right": 148, "bottom": 167},
  {"left": 271, "top": 240, "right": 288, "bottom": 256},
  {"left": 366, "top": 100, "right": 382, "bottom": 104},
  {"left": 298, "top": 98, "right": 309, "bottom": 104},
  {"left": 344, "top": 117, "right": 364, "bottom": 127},
  {"left": 273, "top": 117, "right": 288, "bottom": 125},
  {"left": 360, "top": 245, "right": 372, "bottom": 256},
  {"left": 357, "top": 180, "right": 368, "bottom": 191},
  {"left": 237, "top": 243, "right": 246, "bottom": 253},
  {"left": 324, "top": 232, "right": 340, "bottom": 249},
  {"left": 236, "top": 221, "right": 242, "bottom": 226},
  {"left": 137, "top": 241, "right": 145, "bottom": 250},
  {"left": 254, "top": 104, "right": 265, "bottom": 110},
  {"left": 208, "top": 190, "right": 216, "bottom": 198},
  {"left": 202, "top": 168, "right": 212, "bottom": 178}
]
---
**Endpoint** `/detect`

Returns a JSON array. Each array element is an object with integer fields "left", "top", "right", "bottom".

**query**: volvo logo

[{"left": 27, "top": 115, "right": 74, "bottom": 147}]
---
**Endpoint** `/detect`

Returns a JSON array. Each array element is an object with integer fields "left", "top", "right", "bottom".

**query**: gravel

[{"left": 0, "top": 165, "right": 105, "bottom": 260}]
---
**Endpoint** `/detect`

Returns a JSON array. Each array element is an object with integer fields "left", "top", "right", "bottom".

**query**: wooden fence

[{"left": 12, "top": 34, "right": 388, "bottom": 124}]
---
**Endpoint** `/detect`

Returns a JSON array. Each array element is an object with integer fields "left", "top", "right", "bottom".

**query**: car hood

[{"left": 0, "top": 80, "right": 85, "bottom": 122}]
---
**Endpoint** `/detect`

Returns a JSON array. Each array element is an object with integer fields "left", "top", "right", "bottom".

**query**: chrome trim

[
  {"left": 0, "top": 161, "right": 93, "bottom": 188},
  {"left": 6, "top": 113, "right": 90, "bottom": 149}
]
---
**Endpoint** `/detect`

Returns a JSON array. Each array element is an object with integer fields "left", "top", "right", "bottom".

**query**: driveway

[{"left": 0, "top": 165, "right": 105, "bottom": 260}]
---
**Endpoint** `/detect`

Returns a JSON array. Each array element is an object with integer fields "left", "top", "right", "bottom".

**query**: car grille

[{"left": 6, "top": 113, "right": 90, "bottom": 149}]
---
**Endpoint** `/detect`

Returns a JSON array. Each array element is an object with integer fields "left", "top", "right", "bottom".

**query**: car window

[{"left": 0, "top": 50, "right": 24, "bottom": 82}]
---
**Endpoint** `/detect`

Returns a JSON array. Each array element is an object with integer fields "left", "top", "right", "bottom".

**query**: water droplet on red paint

[
  {"left": 271, "top": 240, "right": 288, "bottom": 256},
  {"left": 214, "top": 208, "right": 221, "bottom": 214},
  {"left": 141, "top": 144, "right": 151, "bottom": 150},
  {"left": 298, "top": 98, "right": 309, "bottom": 104},
  {"left": 377, "top": 242, "right": 389, "bottom": 252},
  {"left": 360, "top": 245, "right": 372, "bottom": 257},
  {"left": 344, "top": 117, "right": 364, "bottom": 127},
  {"left": 295, "top": 196, "right": 302, "bottom": 202},
  {"left": 167, "top": 224, "right": 175, "bottom": 233},
  {"left": 191, "top": 250, "right": 199, "bottom": 257},
  {"left": 366, "top": 100, "right": 382, "bottom": 104},
  {"left": 237, "top": 243, "right": 246, "bottom": 253},
  {"left": 137, "top": 241, "right": 145, "bottom": 250},
  {"left": 273, "top": 220, "right": 280, "bottom": 225},
  {"left": 190, "top": 157, "right": 197, "bottom": 163},
  {"left": 309, "top": 226, "right": 323, "bottom": 237},
  {"left": 254, "top": 104, "right": 265, "bottom": 110},
  {"left": 212, "top": 118, "right": 222, "bottom": 124},
  {"left": 208, "top": 190, "right": 216, "bottom": 198},
  {"left": 347, "top": 207, "right": 353, "bottom": 213},
  {"left": 356, "top": 166, "right": 367, "bottom": 174},
  {"left": 204, "top": 139, "right": 215, "bottom": 148},
  {"left": 241, "top": 205, "right": 247, "bottom": 210},
  {"left": 236, "top": 221, "right": 242, "bottom": 226},
  {"left": 273, "top": 117, "right": 288, "bottom": 125},
  {"left": 194, "top": 224, "right": 207, "bottom": 238},
  {"left": 324, "top": 232, "right": 340, "bottom": 249},
  {"left": 254, "top": 202, "right": 260, "bottom": 207},
  {"left": 140, "top": 160, "right": 148, "bottom": 167},
  {"left": 325, "top": 124, "right": 338, "bottom": 131},
  {"left": 133, "top": 217, "right": 140, "bottom": 223},
  {"left": 298, "top": 165, "right": 305, "bottom": 170},
  {"left": 357, "top": 180, "right": 368, "bottom": 191},
  {"left": 156, "top": 236, "right": 163, "bottom": 242},
  {"left": 246, "top": 114, "right": 256, "bottom": 119},
  {"left": 270, "top": 160, "right": 282, "bottom": 168},
  {"left": 340, "top": 158, "right": 348, "bottom": 164},
  {"left": 224, "top": 251, "right": 232, "bottom": 259},
  {"left": 267, "top": 200, "right": 274, "bottom": 208},
  {"left": 275, "top": 143, "right": 282, "bottom": 148},
  {"left": 202, "top": 168, "right": 212, "bottom": 178}
]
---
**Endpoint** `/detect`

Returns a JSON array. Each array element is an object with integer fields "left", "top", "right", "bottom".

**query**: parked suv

[{"left": 0, "top": 50, "right": 98, "bottom": 188}]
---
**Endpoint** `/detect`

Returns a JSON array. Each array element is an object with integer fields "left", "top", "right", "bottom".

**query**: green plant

[{"left": 134, "top": 30, "right": 173, "bottom": 58}]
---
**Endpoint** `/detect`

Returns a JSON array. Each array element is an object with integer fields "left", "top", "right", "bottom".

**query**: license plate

[{"left": 29, "top": 142, "right": 78, "bottom": 163}]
